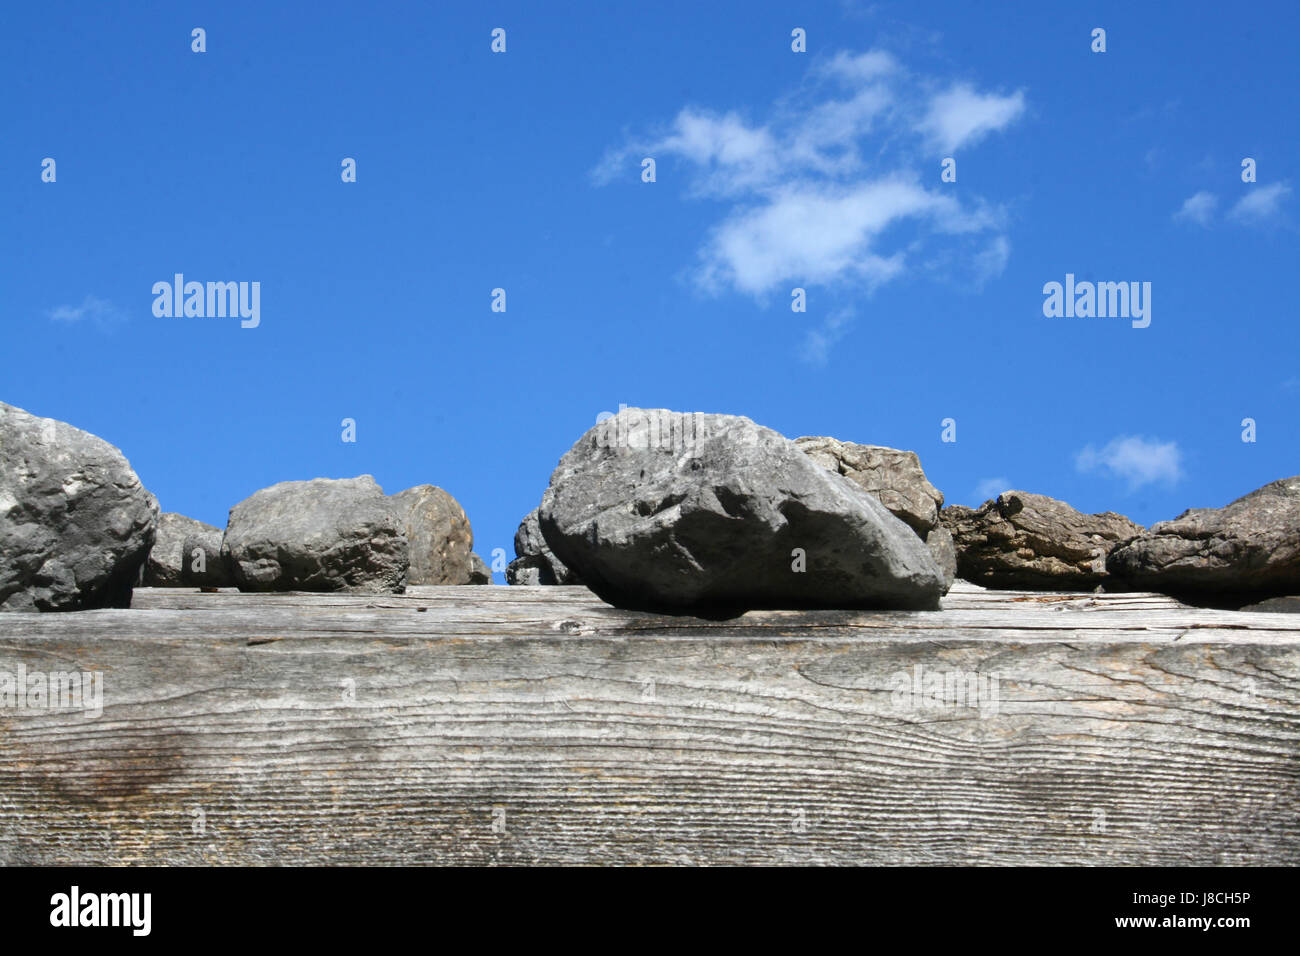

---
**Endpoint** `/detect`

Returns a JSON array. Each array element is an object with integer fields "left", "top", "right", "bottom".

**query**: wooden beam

[{"left": 1, "top": 583, "right": 1296, "bottom": 864}]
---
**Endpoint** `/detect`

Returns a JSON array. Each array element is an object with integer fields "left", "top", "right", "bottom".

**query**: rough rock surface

[
  {"left": 181, "top": 527, "right": 232, "bottom": 588},
  {"left": 795, "top": 437, "right": 944, "bottom": 533},
  {"left": 538, "top": 408, "right": 944, "bottom": 611},
  {"left": 796, "top": 436, "right": 954, "bottom": 591},
  {"left": 505, "top": 508, "right": 581, "bottom": 586},
  {"left": 388, "top": 485, "right": 477, "bottom": 585},
  {"left": 1, "top": 402, "right": 159, "bottom": 611},
  {"left": 144, "top": 512, "right": 229, "bottom": 587},
  {"left": 467, "top": 552, "right": 493, "bottom": 584},
  {"left": 942, "top": 491, "right": 1143, "bottom": 590},
  {"left": 222, "top": 475, "right": 407, "bottom": 593},
  {"left": 1107, "top": 476, "right": 1300, "bottom": 601},
  {"left": 925, "top": 525, "right": 958, "bottom": 589},
  {"left": 1241, "top": 596, "right": 1300, "bottom": 613},
  {"left": 505, "top": 563, "right": 545, "bottom": 586}
]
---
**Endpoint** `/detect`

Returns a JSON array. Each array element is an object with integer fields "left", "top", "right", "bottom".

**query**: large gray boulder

[
  {"left": 796, "top": 436, "right": 955, "bottom": 591},
  {"left": 387, "top": 484, "right": 479, "bottom": 585},
  {"left": 222, "top": 475, "right": 408, "bottom": 593},
  {"left": 0, "top": 402, "right": 158, "bottom": 610},
  {"left": 538, "top": 408, "right": 944, "bottom": 611},
  {"left": 505, "top": 508, "right": 581, "bottom": 585},
  {"left": 144, "top": 512, "right": 230, "bottom": 587},
  {"left": 1108, "top": 476, "right": 1300, "bottom": 602},
  {"left": 941, "top": 491, "right": 1143, "bottom": 590}
]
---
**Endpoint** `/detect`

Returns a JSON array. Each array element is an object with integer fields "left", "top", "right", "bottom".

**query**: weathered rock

[
  {"left": 145, "top": 512, "right": 229, "bottom": 587},
  {"left": 538, "top": 408, "right": 944, "bottom": 611},
  {"left": 1241, "top": 596, "right": 1300, "bottom": 613},
  {"left": 796, "top": 436, "right": 954, "bottom": 591},
  {"left": 504, "top": 562, "right": 542, "bottom": 586},
  {"left": 0, "top": 402, "right": 158, "bottom": 610},
  {"left": 926, "top": 525, "right": 958, "bottom": 589},
  {"left": 222, "top": 475, "right": 407, "bottom": 593},
  {"left": 467, "top": 552, "right": 493, "bottom": 584},
  {"left": 181, "top": 531, "right": 231, "bottom": 588},
  {"left": 505, "top": 508, "right": 581, "bottom": 586},
  {"left": 942, "top": 491, "right": 1143, "bottom": 590},
  {"left": 1107, "top": 476, "right": 1300, "bottom": 602},
  {"left": 795, "top": 437, "right": 943, "bottom": 533},
  {"left": 387, "top": 485, "right": 477, "bottom": 585}
]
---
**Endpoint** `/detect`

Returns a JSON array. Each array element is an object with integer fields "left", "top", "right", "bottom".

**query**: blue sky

[{"left": 4, "top": 1, "right": 1298, "bottom": 579}]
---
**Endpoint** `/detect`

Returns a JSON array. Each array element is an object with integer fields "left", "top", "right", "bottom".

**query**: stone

[
  {"left": 387, "top": 485, "right": 477, "bottom": 585},
  {"left": 796, "top": 436, "right": 954, "bottom": 591},
  {"left": 926, "top": 525, "right": 958, "bottom": 589},
  {"left": 505, "top": 562, "right": 542, "bottom": 586},
  {"left": 144, "top": 512, "right": 229, "bottom": 587},
  {"left": 0, "top": 402, "right": 159, "bottom": 611},
  {"left": 1107, "top": 476, "right": 1300, "bottom": 602},
  {"left": 222, "top": 475, "right": 407, "bottom": 593},
  {"left": 505, "top": 508, "right": 581, "bottom": 585},
  {"left": 794, "top": 437, "right": 943, "bottom": 533},
  {"left": 942, "top": 491, "right": 1143, "bottom": 590},
  {"left": 1241, "top": 596, "right": 1300, "bottom": 613},
  {"left": 181, "top": 529, "right": 232, "bottom": 588},
  {"left": 467, "top": 552, "right": 493, "bottom": 584},
  {"left": 538, "top": 408, "right": 944, "bottom": 611}
]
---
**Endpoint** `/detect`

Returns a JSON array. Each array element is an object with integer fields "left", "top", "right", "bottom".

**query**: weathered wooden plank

[{"left": 0, "top": 583, "right": 1296, "bottom": 865}]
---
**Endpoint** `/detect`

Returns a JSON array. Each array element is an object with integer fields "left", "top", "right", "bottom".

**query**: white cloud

[
  {"left": 800, "top": 307, "right": 857, "bottom": 365},
  {"left": 971, "top": 235, "right": 1011, "bottom": 286},
  {"left": 916, "top": 84, "right": 1026, "bottom": 153},
  {"left": 818, "top": 49, "right": 899, "bottom": 84},
  {"left": 593, "top": 48, "right": 1024, "bottom": 303},
  {"left": 46, "top": 295, "right": 124, "bottom": 329},
  {"left": 1174, "top": 191, "right": 1217, "bottom": 226},
  {"left": 972, "top": 477, "right": 1010, "bottom": 501},
  {"left": 1228, "top": 182, "right": 1292, "bottom": 223},
  {"left": 787, "top": 86, "right": 894, "bottom": 176},
  {"left": 592, "top": 108, "right": 781, "bottom": 196},
  {"left": 697, "top": 177, "right": 964, "bottom": 296},
  {"left": 1076, "top": 436, "right": 1183, "bottom": 490}
]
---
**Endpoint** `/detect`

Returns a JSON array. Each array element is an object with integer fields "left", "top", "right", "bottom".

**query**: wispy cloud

[
  {"left": 696, "top": 176, "right": 987, "bottom": 297},
  {"left": 972, "top": 477, "right": 1009, "bottom": 502},
  {"left": 592, "top": 48, "right": 1025, "bottom": 312},
  {"left": 800, "top": 306, "right": 857, "bottom": 366},
  {"left": 1076, "top": 436, "right": 1183, "bottom": 490},
  {"left": 1228, "top": 181, "right": 1292, "bottom": 224},
  {"left": 971, "top": 235, "right": 1011, "bottom": 286},
  {"left": 1173, "top": 190, "right": 1217, "bottom": 226},
  {"left": 46, "top": 295, "right": 126, "bottom": 330},
  {"left": 916, "top": 84, "right": 1025, "bottom": 153},
  {"left": 818, "top": 49, "right": 897, "bottom": 84}
]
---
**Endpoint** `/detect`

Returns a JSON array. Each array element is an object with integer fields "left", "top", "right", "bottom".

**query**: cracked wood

[{"left": 0, "top": 582, "right": 1296, "bottom": 865}]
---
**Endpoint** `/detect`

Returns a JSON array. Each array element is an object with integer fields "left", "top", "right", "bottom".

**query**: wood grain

[{"left": 0, "top": 582, "right": 1296, "bottom": 865}]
